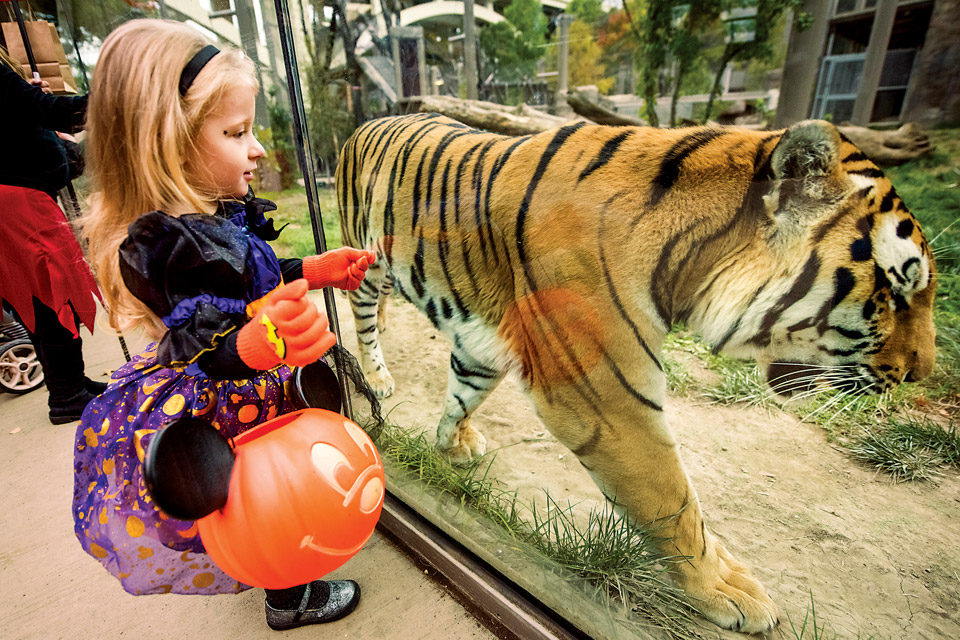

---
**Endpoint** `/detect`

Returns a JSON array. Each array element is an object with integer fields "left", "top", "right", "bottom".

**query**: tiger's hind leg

[
  {"left": 347, "top": 261, "right": 395, "bottom": 398},
  {"left": 436, "top": 338, "right": 505, "bottom": 465}
]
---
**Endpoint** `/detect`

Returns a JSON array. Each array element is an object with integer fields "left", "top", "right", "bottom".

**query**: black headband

[{"left": 178, "top": 45, "right": 220, "bottom": 96}]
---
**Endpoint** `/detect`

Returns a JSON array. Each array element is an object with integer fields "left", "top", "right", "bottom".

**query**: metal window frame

[
  {"left": 812, "top": 52, "right": 866, "bottom": 118},
  {"left": 270, "top": 3, "right": 589, "bottom": 638}
]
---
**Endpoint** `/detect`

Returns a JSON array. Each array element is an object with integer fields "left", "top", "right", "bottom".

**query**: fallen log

[
  {"left": 834, "top": 122, "right": 934, "bottom": 166},
  {"left": 565, "top": 89, "right": 644, "bottom": 127},
  {"left": 416, "top": 95, "right": 575, "bottom": 136},
  {"left": 415, "top": 95, "right": 934, "bottom": 166}
]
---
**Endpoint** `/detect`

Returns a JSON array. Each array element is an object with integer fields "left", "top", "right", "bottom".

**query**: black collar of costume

[{"left": 179, "top": 45, "right": 220, "bottom": 97}]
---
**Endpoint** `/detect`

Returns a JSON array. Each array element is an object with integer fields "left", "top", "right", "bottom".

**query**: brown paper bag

[{"left": 1, "top": 21, "right": 78, "bottom": 94}]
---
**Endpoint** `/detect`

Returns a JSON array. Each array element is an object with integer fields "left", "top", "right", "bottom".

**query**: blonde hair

[
  {"left": 82, "top": 19, "right": 257, "bottom": 337},
  {"left": 0, "top": 44, "right": 28, "bottom": 79}
]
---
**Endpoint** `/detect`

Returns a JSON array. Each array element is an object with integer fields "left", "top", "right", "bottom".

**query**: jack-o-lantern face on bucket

[
  {"left": 195, "top": 409, "right": 385, "bottom": 589},
  {"left": 302, "top": 421, "right": 385, "bottom": 555}
]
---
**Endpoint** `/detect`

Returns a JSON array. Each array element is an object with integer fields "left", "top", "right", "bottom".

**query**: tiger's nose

[{"left": 904, "top": 347, "right": 934, "bottom": 383}]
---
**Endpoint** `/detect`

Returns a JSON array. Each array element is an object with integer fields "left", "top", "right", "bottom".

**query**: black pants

[{"left": 8, "top": 297, "right": 86, "bottom": 406}]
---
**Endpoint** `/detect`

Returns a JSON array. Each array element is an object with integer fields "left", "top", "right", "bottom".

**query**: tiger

[{"left": 335, "top": 113, "right": 936, "bottom": 633}]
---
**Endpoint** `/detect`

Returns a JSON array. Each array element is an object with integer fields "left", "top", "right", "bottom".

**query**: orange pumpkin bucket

[{"left": 145, "top": 408, "right": 384, "bottom": 589}]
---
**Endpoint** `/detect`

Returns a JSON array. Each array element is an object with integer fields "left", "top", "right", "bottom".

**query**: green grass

[
  {"left": 374, "top": 422, "right": 701, "bottom": 639},
  {"left": 257, "top": 185, "right": 341, "bottom": 258},
  {"left": 664, "top": 327, "right": 779, "bottom": 408},
  {"left": 663, "top": 352, "right": 696, "bottom": 395},
  {"left": 527, "top": 494, "right": 698, "bottom": 637},
  {"left": 844, "top": 417, "right": 960, "bottom": 482},
  {"left": 702, "top": 360, "right": 776, "bottom": 409},
  {"left": 784, "top": 592, "right": 843, "bottom": 640}
]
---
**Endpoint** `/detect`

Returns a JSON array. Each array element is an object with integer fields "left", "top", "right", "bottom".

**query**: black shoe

[
  {"left": 264, "top": 580, "right": 361, "bottom": 631},
  {"left": 48, "top": 389, "right": 98, "bottom": 425},
  {"left": 84, "top": 377, "right": 108, "bottom": 395}
]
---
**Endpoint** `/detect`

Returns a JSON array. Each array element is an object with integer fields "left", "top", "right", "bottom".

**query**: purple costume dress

[{"left": 73, "top": 199, "right": 297, "bottom": 595}]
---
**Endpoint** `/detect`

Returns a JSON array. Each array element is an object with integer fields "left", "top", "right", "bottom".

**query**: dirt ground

[{"left": 330, "top": 291, "right": 960, "bottom": 640}]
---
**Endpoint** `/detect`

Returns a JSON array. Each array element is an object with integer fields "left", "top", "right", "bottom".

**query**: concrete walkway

[{"left": 0, "top": 317, "right": 495, "bottom": 640}]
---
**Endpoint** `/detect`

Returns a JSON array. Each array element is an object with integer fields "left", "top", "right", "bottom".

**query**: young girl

[{"left": 73, "top": 19, "right": 376, "bottom": 631}]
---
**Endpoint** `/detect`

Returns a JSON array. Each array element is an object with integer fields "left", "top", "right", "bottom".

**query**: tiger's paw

[
  {"left": 682, "top": 546, "right": 779, "bottom": 634},
  {"left": 439, "top": 426, "right": 487, "bottom": 466},
  {"left": 365, "top": 368, "right": 395, "bottom": 399}
]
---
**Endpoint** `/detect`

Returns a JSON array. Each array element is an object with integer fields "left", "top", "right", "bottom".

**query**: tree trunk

[
  {"left": 670, "top": 58, "right": 688, "bottom": 127},
  {"left": 703, "top": 53, "right": 729, "bottom": 124},
  {"left": 703, "top": 44, "right": 743, "bottom": 124},
  {"left": 331, "top": 0, "right": 365, "bottom": 128},
  {"left": 900, "top": 0, "right": 960, "bottom": 126},
  {"left": 566, "top": 90, "right": 644, "bottom": 126}
]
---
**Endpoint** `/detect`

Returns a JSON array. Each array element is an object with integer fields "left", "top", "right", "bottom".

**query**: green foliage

[
  {"left": 567, "top": 0, "right": 606, "bottom": 24},
  {"left": 701, "top": 0, "right": 805, "bottom": 123},
  {"left": 67, "top": 0, "right": 158, "bottom": 39},
  {"left": 259, "top": 186, "right": 342, "bottom": 258},
  {"left": 628, "top": 0, "right": 727, "bottom": 125},
  {"left": 632, "top": 0, "right": 673, "bottom": 126},
  {"left": 568, "top": 19, "right": 615, "bottom": 93},
  {"left": 479, "top": 0, "right": 547, "bottom": 83}
]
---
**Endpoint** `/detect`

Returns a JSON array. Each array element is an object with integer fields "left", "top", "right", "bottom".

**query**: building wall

[
  {"left": 901, "top": 0, "right": 960, "bottom": 124},
  {"left": 774, "top": 0, "right": 832, "bottom": 128}
]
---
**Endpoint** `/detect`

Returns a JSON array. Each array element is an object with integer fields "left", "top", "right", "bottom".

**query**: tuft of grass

[
  {"left": 702, "top": 362, "right": 774, "bottom": 408},
  {"left": 375, "top": 422, "right": 700, "bottom": 639},
  {"left": 377, "top": 425, "right": 529, "bottom": 532},
  {"left": 528, "top": 494, "right": 698, "bottom": 637},
  {"left": 663, "top": 352, "right": 696, "bottom": 395},
  {"left": 798, "top": 389, "right": 896, "bottom": 439},
  {"left": 844, "top": 417, "right": 960, "bottom": 482},
  {"left": 784, "top": 592, "right": 840, "bottom": 640},
  {"left": 846, "top": 430, "right": 943, "bottom": 482}
]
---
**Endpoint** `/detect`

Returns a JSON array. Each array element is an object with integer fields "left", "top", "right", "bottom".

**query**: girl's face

[{"left": 188, "top": 84, "right": 265, "bottom": 201}]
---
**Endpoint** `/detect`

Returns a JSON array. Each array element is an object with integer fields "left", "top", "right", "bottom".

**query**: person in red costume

[
  {"left": 72, "top": 20, "right": 376, "bottom": 630},
  {"left": 0, "top": 45, "right": 103, "bottom": 424}
]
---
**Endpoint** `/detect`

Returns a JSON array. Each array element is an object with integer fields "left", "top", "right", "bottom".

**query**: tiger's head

[{"left": 717, "top": 120, "right": 936, "bottom": 397}]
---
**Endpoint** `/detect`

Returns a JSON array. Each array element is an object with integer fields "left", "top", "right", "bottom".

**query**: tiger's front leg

[
  {"left": 347, "top": 261, "right": 395, "bottom": 398},
  {"left": 535, "top": 395, "right": 779, "bottom": 634},
  {"left": 436, "top": 343, "right": 504, "bottom": 465}
]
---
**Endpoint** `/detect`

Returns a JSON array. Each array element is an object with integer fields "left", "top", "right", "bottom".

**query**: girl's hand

[
  {"left": 302, "top": 247, "right": 376, "bottom": 291},
  {"left": 237, "top": 279, "right": 336, "bottom": 370},
  {"left": 28, "top": 77, "right": 52, "bottom": 94}
]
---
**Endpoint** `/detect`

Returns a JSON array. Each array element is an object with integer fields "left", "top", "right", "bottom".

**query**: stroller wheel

[{"left": 0, "top": 338, "right": 45, "bottom": 394}]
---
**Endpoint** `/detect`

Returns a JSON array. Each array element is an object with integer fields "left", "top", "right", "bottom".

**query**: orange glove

[
  {"left": 302, "top": 247, "right": 376, "bottom": 291},
  {"left": 236, "top": 279, "right": 337, "bottom": 370}
]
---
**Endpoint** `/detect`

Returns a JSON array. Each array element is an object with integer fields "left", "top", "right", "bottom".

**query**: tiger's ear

[
  {"left": 770, "top": 120, "right": 841, "bottom": 181},
  {"left": 764, "top": 120, "right": 847, "bottom": 231}
]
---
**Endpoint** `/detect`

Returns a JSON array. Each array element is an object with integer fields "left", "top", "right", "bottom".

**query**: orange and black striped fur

[{"left": 336, "top": 113, "right": 936, "bottom": 633}]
